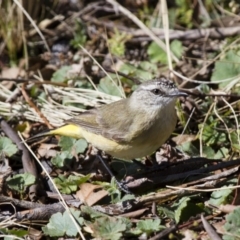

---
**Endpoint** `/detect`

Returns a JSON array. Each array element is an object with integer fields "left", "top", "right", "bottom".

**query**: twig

[
  {"left": 131, "top": 26, "right": 240, "bottom": 40},
  {"left": 0, "top": 77, "right": 68, "bottom": 87},
  {"left": 21, "top": 83, "right": 52, "bottom": 129},
  {"left": 0, "top": 195, "right": 44, "bottom": 209},
  {"left": 161, "top": 0, "right": 172, "bottom": 71},
  {"left": 16, "top": 203, "right": 65, "bottom": 220},
  {"left": 149, "top": 224, "right": 177, "bottom": 240},
  {"left": 201, "top": 214, "right": 222, "bottom": 240},
  {"left": 139, "top": 163, "right": 240, "bottom": 204}
]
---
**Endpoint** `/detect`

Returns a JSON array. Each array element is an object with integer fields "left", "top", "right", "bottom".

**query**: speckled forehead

[{"left": 140, "top": 78, "right": 176, "bottom": 90}]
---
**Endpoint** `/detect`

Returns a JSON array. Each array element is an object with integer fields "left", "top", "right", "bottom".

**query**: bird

[{"left": 28, "top": 77, "right": 187, "bottom": 160}]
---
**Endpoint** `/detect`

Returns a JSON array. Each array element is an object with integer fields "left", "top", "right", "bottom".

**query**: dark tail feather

[{"left": 26, "top": 130, "right": 51, "bottom": 142}]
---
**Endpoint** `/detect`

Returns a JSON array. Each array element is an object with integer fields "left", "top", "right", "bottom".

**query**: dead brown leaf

[
  {"left": 37, "top": 143, "right": 58, "bottom": 158},
  {"left": 172, "top": 134, "right": 196, "bottom": 145},
  {"left": 76, "top": 183, "right": 108, "bottom": 206}
]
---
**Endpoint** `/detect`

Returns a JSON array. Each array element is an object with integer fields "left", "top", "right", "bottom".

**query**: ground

[{"left": 0, "top": 0, "right": 240, "bottom": 239}]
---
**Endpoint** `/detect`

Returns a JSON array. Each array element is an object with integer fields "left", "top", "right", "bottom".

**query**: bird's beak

[{"left": 169, "top": 90, "right": 188, "bottom": 97}]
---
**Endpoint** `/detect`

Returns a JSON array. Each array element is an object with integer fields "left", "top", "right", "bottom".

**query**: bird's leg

[{"left": 96, "top": 153, "right": 132, "bottom": 194}]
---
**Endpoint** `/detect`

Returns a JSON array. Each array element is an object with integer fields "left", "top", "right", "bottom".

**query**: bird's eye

[{"left": 151, "top": 89, "right": 161, "bottom": 95}]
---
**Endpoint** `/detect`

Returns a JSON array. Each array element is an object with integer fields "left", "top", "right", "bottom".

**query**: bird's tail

[
  {"left": 26, "top": 130, "right": 52, "bottom": 142},
  {"left": 27, "top": 124, "right": 82, "bottom": 142}
]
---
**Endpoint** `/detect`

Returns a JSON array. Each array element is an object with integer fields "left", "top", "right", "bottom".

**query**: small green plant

[
  {"left": 135, "top": 219, "right": 165, "bottom": 236},
  {"left": 173, "top": 196, "right": 204, "bottom": 223},
  {"left": 147, "top": 40, "right": 183, "bottom": 64},
  {"left": 54, "top": 174, "right": 90, "bottom": 194},
  {"left": 211, "top": 50, "right": 240, "bottom": 88},
  {"left": 70, "top": 20, "right": 87, "bottom": 48},
  {"left": 51, "top": 136, "right": 87, "bottom": 168},
  {"left": 0, "top": 228, "right": 28, "bottom": 238},
  {"left": 223, "top": 206, "right": 240, "bottom": 240},
  {"left": 98, "top": 77, "right": 124, "bottom": 97},
  {"left": 0, "top": 137, "right": 17, "bottom": 157},
  {"left": 7, "top": 173, "right": 36, "bottom": 194},
  {"left": 108, "top": 28, "right": 131, "bottom": 57},
  {"left": 42, "top": 209, "right": 83, "bottom": 237},
  {"left": 175, "top": 0, "right": 194, "bottom": 28},
  {"left": 51, "top": 66, "right": 73, "bottom": 83},
  {"left": 88, "top": 216, "right": 128, "bottom": 240}
]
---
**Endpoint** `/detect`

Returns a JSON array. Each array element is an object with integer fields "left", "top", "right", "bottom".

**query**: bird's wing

[
  {"left": 65, "top": 108, "right": 102, "bottom": 135},
  {"left": 65, "top": 99, "right": 135, "bottom": 143}
]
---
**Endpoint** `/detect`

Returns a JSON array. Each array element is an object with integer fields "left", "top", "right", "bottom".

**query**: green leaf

[
  {"left": 68, "top": 174, "right": 91, "bottom": 185},
  {"left": 147, "top": 40, "right": 183, "bottom": 64},
  {"left": 174, "top": 197, "right": 190, "bottom": 223},
  {"left": 0, "top": 137, "right": 17, "bottom": 157},
  {"left": 174, "top": 197, "right": 204, "bottom": 223},
  {"left": 70, "top": 208, "right": 84, "bottom": 225},
  {"left": 74, "top": 139, "right": 88, "bottom": 154},
  {"left": 98, "top": 77, "right": 123, "bottom": 97},
  {"left": 6, "top": 173, "right": 36, "bottom": 192},
  {"left": 70, "top": 20, "right": 87, "bottom": 49},
  {"left": 59, "top": 136, "right": 76, "bottom": 151},
  {"left": 51, "top": 66, "right": 72, "bottom": 83},
  {"left": 209, "top": 188, "right": 233, "bottom": 206},
  {"left": 211, "top": 50, "right": 240, "bottom": 88},
  {"left": 170, "top": 40, "right": 183, "bottom": 59},
  {"left": 54, "top": 174, "right": 90, "bottom": 194},
  {"left": 175, "top": 0, "right": 194, "bottom": 28},
  {"left": 177, "top": 141, "right": 199, "bottom": 156},
  {"left": 90, "top": 217, "right": 126, "bottom": 240},
  {"left": 157, "top": 206, "right": 175, "bottom": 220},
  {"left": 120, "top": 63, "right": 154, "bottom": 81},
  {"left": 139, "top": 61, "right": 158, "bottom": 73},
  {"left": 230, "top": 131, "right": 240, "bottom": 152},
  {"left": 136, "top": 219, "right": 164, "bottom": 236},
  {"left": 108, "top": 28, "right": 131, "bottom": 57},
  {"left": 42, "top": 210, "right": 83, "bottom": 237},
  {"left": 95, "top": 177, "right": 122, "bottom": 203},
  {"left": 59, "top": 136, "right": 88, "bottom": 155},
  {"left": 120, "top": 194, "right": 135, "bottom": 202},
  {"left": 147, "top": 42, "right": 168, "bottom": 64},
  {"left": 202, "top": 146, "right": 215, "bottom": 158},
  {"left": 215, "top": 147, "right": 229, "bottom": 159},
  {"left": 81, "top": 205, "right": 108, "bottom": 219},
  {"left": 203, "top": 146, "right": 229, "bottom": 159},
  {"left": 0, "top": 228, "right": 28, "bottom": 237},
  {"left": 223, "top": 207, "right": 240, "bottom": 240},
  {"left": 198, "top": 83, "right": 211, "bottom": 94},
  {"left": 199, "top": 122, "right": 227, "bottom": 147},
  {"left": 52, "top": 137, "right": 88, "bottom": 168},
  {"left": 232, "top": 143, "right": 240, "bottom": 152},
  {"left": 51, "top": 151, "right": 72, "bottom": 168}
]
